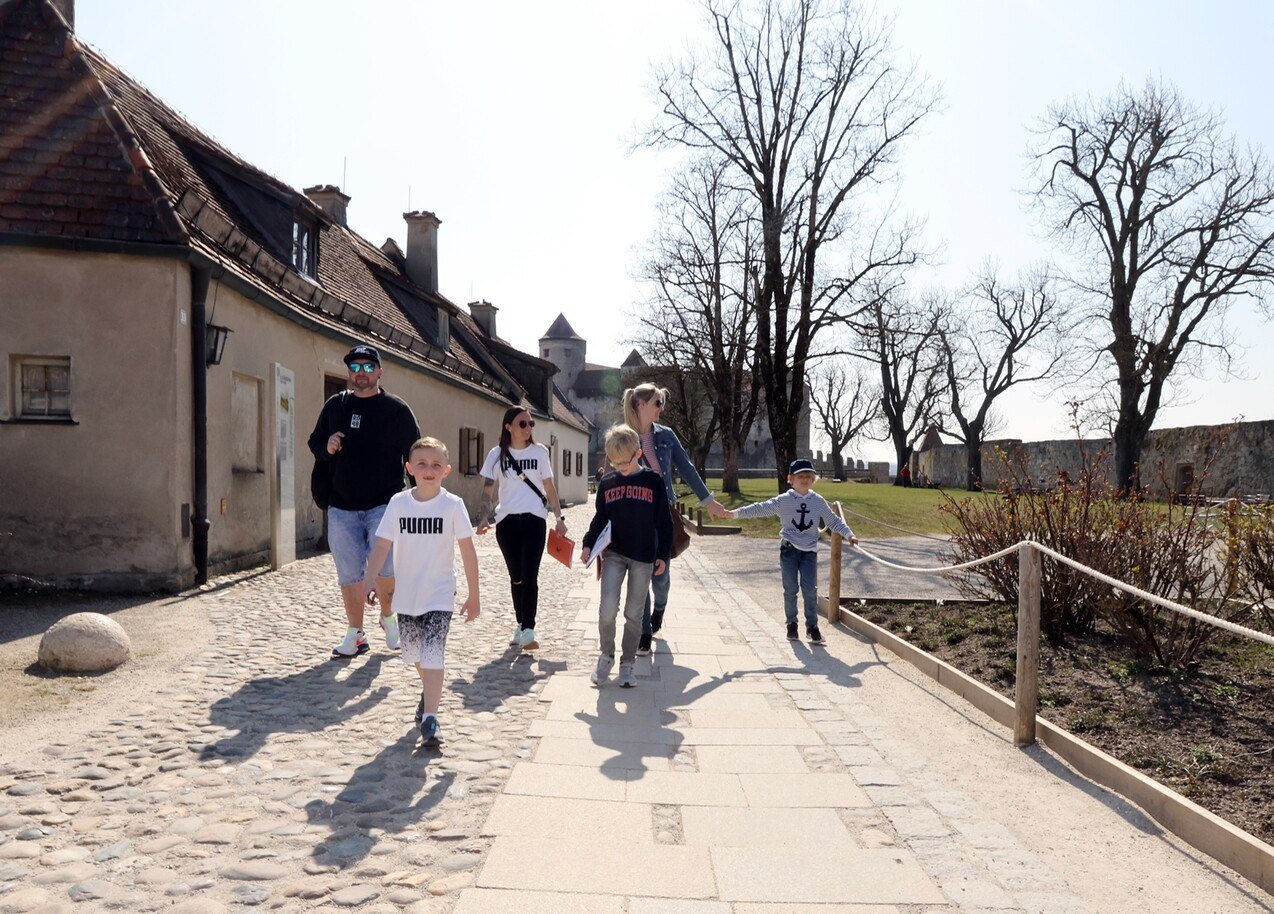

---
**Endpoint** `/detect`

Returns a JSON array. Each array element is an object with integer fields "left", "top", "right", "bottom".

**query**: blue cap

[{"left": 789, "top": 458, "right": 817, "bottom": 476}]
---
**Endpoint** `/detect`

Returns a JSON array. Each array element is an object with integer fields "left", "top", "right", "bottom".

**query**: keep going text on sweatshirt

[{"left": 582, "top": 468, "right": 672, "bottom": 565}]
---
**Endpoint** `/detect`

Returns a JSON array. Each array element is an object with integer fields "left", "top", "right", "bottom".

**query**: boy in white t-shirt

[{"left": 364, "top": 436, "right": 480, "bottom": 749}]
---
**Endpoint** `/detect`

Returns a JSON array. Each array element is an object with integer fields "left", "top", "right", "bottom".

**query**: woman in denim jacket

[{"left": 623, "top": 383, "right": 731, "bottom": 653}]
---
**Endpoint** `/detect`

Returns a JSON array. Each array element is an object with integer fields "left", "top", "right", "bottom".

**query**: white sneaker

[
  {"left": 509, "top": 625, "right": 522, "bottom": 646},
  {"left": 379, "top": 614, "right": 400, "bottom": 650},
  {"left": 331, "top": 628, "right": 368, "bottom": 658},
  {"left": 520, "top": 628, "right": 539, "bottom": 651},
  {"left": 617, "top": 662, "right": 636, "bottom": 688},
  {"left": 591, "top": 653, "right": 614, "bottom": 686}
]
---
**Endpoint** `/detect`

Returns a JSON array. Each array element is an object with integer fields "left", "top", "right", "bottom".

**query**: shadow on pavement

[
  {"left": 200, "top": 654, "right": 389, "bottom": 761},
  {"left": 450, "top": 646, "right": 566, "bottom": 714},
  {"left": 304, "top": 729, "right": 456, "bottom": 867}
]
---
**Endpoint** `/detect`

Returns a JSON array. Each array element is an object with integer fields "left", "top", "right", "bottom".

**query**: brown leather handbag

[{"left": 670, "top": 503, "right": 692, "bottom": 559}]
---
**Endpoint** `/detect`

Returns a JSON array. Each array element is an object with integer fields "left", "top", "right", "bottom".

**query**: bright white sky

[{"left": 80, "top": 1, "right": 1274, "bottom": 463}]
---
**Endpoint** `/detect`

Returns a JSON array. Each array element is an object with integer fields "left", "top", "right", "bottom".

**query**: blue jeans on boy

[
  {"left": 780, "top": 541, "right": 819, "bottom": 628},
  {"left": 599, "top": 550, "right": 654, "bottom": 664}
]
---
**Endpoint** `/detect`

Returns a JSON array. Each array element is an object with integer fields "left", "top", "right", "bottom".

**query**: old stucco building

[{"left": 0, "top": 0, "right": 590, "bottom": 590}]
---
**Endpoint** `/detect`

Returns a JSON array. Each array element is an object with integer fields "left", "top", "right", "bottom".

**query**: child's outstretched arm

[
  {"left": 729, "top": 494, "right": 785, "bottom": 520},
  {"left": 363, "top": 537, "right": 393, "bottom": 605},
  {"left": 819, "top": 500, "right": 857, "bottom": 545},
  {"left": 458, "top": 536, "right": 480, "bottom": 621}
]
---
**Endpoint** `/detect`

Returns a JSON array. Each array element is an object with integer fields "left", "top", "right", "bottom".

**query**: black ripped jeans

[{"left": 495, "top": 512, "right": 547, "bottom": 630}]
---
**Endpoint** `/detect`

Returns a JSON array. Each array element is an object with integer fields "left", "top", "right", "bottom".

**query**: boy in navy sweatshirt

[
  {"left": 730, "top": 459, "right": 856, "bottom": 645},
  {"left": 581, "top": 425, "right": 672, "bottom": 688}
]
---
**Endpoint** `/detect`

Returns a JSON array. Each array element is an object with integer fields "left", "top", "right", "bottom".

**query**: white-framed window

[
  {"left": 231, "top": 373, "right": 263, "bottom": 473},
  {"left": 292, "top": 217, "right": 317, "bottom": 277},
  {"left": 13, "top": 356, "right": 71, "bottom": 420}
]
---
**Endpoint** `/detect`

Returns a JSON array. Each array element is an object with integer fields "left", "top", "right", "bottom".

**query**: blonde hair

[
  {"left": 604, "top": 424, "right": 641, "bottom": 460},
  {"left": 408, "top": 436, "right": 449, "bottom": 459},
  {"left": 622, "top": 382, "right": 669, "bottom": 432}
]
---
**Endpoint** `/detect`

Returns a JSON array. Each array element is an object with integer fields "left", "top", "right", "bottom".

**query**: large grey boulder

[{"left": 37, "top": 613, "right": 131, "bottom": 672}]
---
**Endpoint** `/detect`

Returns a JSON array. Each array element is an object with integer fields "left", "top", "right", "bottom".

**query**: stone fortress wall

[{"left": 917, "top": 419, "right": 1274, "bottom": 498}]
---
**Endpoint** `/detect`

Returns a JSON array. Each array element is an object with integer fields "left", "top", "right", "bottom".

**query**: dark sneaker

[
  {"left": 414, "top": 693, "right": 425, "bottom": 726},
  {"left": 331, "top": 629, "right": 369, "bottom": 658},
  {"left": 420, "top": 715, "right": 441, "bottom": 749},
  {"left": 807, "top": 626, "right": 825, "bottom": 645},
  {"left": 636, "top": 633, "right": 653, "bottom": 656},
  {"left": 650, "top": 609, "right": 665, "bottom": 634},
  {"left": 786, "top": 621, "right": 799, "bottom": 640}
]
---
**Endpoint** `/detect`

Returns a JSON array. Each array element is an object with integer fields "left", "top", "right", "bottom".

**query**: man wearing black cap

[{"left": 308, "top": 345, "right": 421, "bottom": 658}]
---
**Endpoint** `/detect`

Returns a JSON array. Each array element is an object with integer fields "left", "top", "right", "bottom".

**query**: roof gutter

[{"left": 190, "top": 264, "right": 211, "bottom": 585}]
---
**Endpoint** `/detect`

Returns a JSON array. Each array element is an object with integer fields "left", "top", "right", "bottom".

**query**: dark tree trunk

[
  {"left": 1113, "top": 414, "right": 1144, "bottom": 495},
  {"left": 832, "top": 450, "right": 845, "bottom": 480},
  {"left": 965, "top": 429, "right": 983, "bottom": 491},
  {"left": 722, "top": 434, "right": 741, "bottom": 494}
]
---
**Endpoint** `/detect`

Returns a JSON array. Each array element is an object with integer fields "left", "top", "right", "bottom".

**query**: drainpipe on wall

[{"left": 191, "top": 265, "right": 211, "bottom": 585}]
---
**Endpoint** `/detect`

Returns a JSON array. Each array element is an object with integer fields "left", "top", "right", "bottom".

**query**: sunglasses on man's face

[{"left": 348, "top": 362, "right": 377, "bottom": 374}]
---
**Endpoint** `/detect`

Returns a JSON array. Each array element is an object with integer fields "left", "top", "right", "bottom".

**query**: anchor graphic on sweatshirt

[{"left": 792, "top": 502, "right": 814, "bottom": 531}]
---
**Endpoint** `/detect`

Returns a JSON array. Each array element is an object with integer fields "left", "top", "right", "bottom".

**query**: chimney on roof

[
  {"left": 469, "top": 300, "right": 498, "bottom": 339},
  {"left": 304, "top": 185, "right": 350, "bottom": 227},
  {"left": 403, "top": 211, "right": 441, "bottom": 294}
]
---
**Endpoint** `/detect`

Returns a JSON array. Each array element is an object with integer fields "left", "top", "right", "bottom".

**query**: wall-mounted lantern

[{"left": 206, "top": 324, "right": 233, "bottom": 366}]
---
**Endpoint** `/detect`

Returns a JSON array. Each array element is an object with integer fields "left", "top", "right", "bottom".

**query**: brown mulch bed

[{"left": 857, "top": 600, "right": 1274, "bottom": 842}]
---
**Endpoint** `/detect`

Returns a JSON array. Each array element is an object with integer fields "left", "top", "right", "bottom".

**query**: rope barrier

[
  {"left": 1030, "top": 543, "right": 1274, "bottom": 648},
  {"left": 849, "top": 542, "right": 1019, "bottom": 574},
  {"left": 832, "top": 501, "right": 1274, "bottom": 646}
]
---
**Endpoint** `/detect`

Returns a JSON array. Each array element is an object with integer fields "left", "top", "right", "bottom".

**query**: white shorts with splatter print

[{"left": 397, "top": 611, "right": 452, "bottom": 670}]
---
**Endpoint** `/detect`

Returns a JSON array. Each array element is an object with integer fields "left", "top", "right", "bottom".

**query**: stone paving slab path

[{"left": 1, "top": 502, "right": 1271, "bottom": 913}]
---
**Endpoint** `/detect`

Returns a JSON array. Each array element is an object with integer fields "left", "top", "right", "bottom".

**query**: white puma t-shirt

[
  {"left": 480, "top": 443, "right": 553, "bottom": 522},
  {"left": 374, "top": 488, "right": 474, "bottom": 616}
]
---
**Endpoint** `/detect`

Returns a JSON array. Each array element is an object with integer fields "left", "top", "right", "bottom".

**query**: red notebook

[{"left": 547, "top": 528, "right": 574, "bottom": 568}]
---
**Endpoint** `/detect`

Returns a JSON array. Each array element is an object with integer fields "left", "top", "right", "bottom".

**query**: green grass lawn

[{"left": 678, "top": 478, "right": 998, "bottom": 540}]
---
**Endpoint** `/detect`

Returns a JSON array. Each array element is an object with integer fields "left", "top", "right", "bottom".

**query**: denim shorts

[{"left": 327, "top": 505, "right": 394, "bottom": 586}]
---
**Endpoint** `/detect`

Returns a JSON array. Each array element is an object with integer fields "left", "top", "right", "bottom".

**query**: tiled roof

[
  {"left": 0, "top": 0, "right": 598, "bottom": 426},
  {"left": 551, "top": 384, "right": 591, "bottom": 434},
  {"left": 0, "top": 0, "right": 177, "bottom": 242},
  {"left": 541, "top": 312, "right": 583, "bottom": 341}
]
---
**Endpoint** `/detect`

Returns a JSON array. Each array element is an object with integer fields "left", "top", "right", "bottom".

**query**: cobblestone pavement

[
  {"left": 0, "top": 503, "right": 596, "bottom": 913},
  {"left": 2, "top": 511, "right": 1269, "bottom": 912}
]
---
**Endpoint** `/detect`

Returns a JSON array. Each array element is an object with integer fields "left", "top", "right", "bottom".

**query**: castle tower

[{"left": 539, "top": 313, "right": 586, "bottom": 393}]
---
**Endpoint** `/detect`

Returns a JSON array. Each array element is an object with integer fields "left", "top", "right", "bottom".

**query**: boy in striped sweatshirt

[{"left": 730, "top": 459, "right": 856, "bottom": 644}]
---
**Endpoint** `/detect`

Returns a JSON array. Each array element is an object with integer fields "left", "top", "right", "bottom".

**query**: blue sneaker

[{"left": 420, "top": 715, "right": 441, "bottom": 749}]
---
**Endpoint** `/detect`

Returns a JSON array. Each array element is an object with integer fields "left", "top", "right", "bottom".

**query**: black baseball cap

[
  {"left": 344, "top": 345, "right": 380, "bottom": 367},
  {"left": 789, "top": 458, "right": 818, "bottom": 476}
]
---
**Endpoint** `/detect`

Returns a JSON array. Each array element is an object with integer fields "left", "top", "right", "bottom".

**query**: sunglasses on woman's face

[{"left": 517, "top": 419, "right": 535, "bottom": 429}]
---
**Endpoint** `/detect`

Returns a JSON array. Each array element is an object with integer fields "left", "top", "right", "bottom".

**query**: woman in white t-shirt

[{"left": 476, "top": 406, "right": 567, "bottom": 650}]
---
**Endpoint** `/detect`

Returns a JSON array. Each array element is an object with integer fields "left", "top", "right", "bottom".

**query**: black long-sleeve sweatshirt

[
  {"left": 306, "top": 389, "right": 420, "bottom": 511},
  {"left": 582, "top": 468, "right": 672, "bottom": 564}
]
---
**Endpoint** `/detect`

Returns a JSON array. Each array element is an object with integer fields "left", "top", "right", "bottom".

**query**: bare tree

[
  {"left": 809, "top": 358, "right": 879, "bottom": 479},
  {"left": 852, "top": 280, "right": 946, "bottom": 481},
  {"left": 938, "top": 267, "right": 1067, "bottom": 490},
  {"left": 1033, "top": 80, "right": 1274, "bottom": 492},
  {"left": 648, "top": 0, "right": 932, "bottom": 490},
  {"left": 635, "top": 158, "right": 762, "bottom": 493}
]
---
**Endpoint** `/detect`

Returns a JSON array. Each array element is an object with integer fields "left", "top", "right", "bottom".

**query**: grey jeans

[{"left": 599, "top": 550, "right": 654, "bottom": 664}]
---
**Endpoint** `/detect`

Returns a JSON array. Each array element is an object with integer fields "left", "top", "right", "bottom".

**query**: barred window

[
  {"left": 563, "top": 448, "right": 572, "bottom": 476},
  {"left": 458, "top": 427, "right": 484, "bottom": 475},
  {"left": 576, "top": 452, "right": 583, "bottom": 477},
  {"left": 15, "top": 357, "right": 71, "bottom": 419}
]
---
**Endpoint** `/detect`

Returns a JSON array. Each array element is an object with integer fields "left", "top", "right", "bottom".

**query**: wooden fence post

[
  {"left": 1014, "top": 542, "right": 1042, "bottom": 747},
  {"left": 827, "top": 530, "right": 842, "bottom": 624},
  {"left": 826, "top": 500, "right": 845, "bottom": 624}
]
